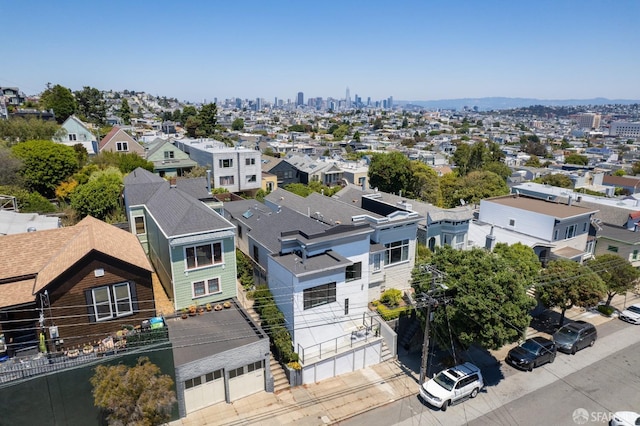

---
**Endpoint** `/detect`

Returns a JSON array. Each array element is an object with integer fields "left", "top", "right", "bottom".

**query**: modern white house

[
  {"left": 471, "top": 194, "right": 599, "bottom": 263},
  {"left": 173, "top": 138, "right": 262, "bottom": 194}
]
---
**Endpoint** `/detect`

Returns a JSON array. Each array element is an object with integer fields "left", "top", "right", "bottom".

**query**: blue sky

[{"left": 1, "top": 1, "right": 639, "bottom": 103}]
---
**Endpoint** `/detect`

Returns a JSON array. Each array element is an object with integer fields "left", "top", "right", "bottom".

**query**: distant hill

[{"left": 397, "top": 97, "right": 640, "bottom": 111}]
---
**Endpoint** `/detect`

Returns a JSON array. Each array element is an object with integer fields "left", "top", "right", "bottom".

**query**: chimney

[{"left": 485, "top": 226, "right": 496, "bottom": 251}]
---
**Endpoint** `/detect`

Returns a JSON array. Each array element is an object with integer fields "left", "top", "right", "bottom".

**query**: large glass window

[
  {"left": 92, "top": 287, "right": 112, "bottom": 321},
  {"left": 219, "top": 176, "right": 234, "bottom": 186},
  {"left": 384, "top": 240, "right": 409, "bottom": 265},
  {"left": 346, "top": 262, "right": 362, "bottom": 281},
  {"left": 303, "top": 283, "right": 336, "bottom": 310},
  {"left": 219, "top": 159, "right": 233, "bottom": 168},
  {"left": 113, "top": 283, "right": 133, "bottom": 316},
  {"left": 185, "top": 243, "right": 223, "bottom": 270}
]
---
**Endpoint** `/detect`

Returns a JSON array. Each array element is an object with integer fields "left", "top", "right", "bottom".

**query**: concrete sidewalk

[{"left": 170, "top": 291, "right": 640, "bottom": 426}]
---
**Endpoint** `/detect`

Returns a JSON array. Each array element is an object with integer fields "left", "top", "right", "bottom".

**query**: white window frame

[
  {"left": 92, "top": 286, "right": 113, "bottom": 321},
  {"left": 219, "top": 176, "right": 234, "bottom": 186},
  {"left": 164, "top": 151, "right": 175, "bottom": 159},
  {"left": 384, "top": 239, "right": 409, "bottom": 266},
  {"left": 113, "top": 282, "right": 133, "bottom": 316},
  {"left": 192, "top": 278, "right": 221, "bottom": 299},
  {"left": 219, "top": 159, "right": 233, "bottom": 168},
  {"left": 184, "top": 242, "right": 223, "bottom": 271},
  {"left": 116, "top": 141, "right": 129, "bottom": 152},
  {"left": 372, "top": 253, "right": 382, "bottom": 272},
  {"left": 247, "top": 174, "right": 257, "bottom": 183}
]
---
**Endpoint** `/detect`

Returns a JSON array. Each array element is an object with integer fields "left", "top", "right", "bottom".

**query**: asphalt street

[{"left": 339, "top": 318, "right": 640, "bottom": 426}]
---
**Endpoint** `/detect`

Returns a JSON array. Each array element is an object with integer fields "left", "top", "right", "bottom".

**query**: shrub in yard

[
  {"left": 376, "top": 303, "right": 410, "bottom": 321},
  {"left": 597, "top": 304, "right": 614, "bottom": 317},
  {"left": 380, "top": 288, "right": 403, "bottom": 307}
]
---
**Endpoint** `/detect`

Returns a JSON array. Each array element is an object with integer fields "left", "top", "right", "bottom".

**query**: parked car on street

[
  {"left": 610, "top": 411, "right": 640, "bottom": 426},
  {"left": 552, "top": 320, "right": 597, "bottom": 354},
  {"left": 506, "top": 336, "right": 556, "bottom": 371},
  {"left": 419, "top": 362, "right": 483, "bottom": 411},
  {"left": 619, "top": 304, "right": 640, "bottom": 325}
]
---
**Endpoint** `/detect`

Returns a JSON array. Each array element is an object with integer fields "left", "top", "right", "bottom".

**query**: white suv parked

[{"left": 419, "top": 362, "right": 484, "bottom": 411}]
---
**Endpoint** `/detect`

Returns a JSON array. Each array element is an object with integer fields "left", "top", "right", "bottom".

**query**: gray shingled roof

[
  {"left": 124, "top": 168, "right": 233, "bottom": 237},
  {"left": 599, "top": 223, "right": 640, "bottom": 244},
  {"left": 175, "top": 177, "right": 212, "bottom": 200},
  {"left": 574, "top": 199, "right": 636, "bottom": 226},
  {"left": 225, "top": 200, "right": 330, "bottom": 253},
  {"left": 265, "top": 188, "right": 380, "bottom": 225}
]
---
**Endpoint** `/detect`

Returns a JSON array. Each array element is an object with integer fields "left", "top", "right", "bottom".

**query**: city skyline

[{"left": 1, "top": 0, "right": 639, "bottom": 103}]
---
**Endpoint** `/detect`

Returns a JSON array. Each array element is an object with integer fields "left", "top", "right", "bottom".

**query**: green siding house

[
  {"left": 124, "top": 168, "right": 237, "bottom": 311},
  {"left": 144, "top": 138, "right": 197, "bottom": 178}
]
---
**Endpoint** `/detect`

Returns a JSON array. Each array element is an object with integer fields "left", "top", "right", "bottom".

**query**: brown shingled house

[{"left": 0, "top": 216, "right": 155, "bottom": 355}]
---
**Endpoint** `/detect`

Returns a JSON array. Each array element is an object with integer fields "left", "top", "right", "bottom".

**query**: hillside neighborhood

[{"left": 1, "top": 86, "right": 640, "bottom": 424}]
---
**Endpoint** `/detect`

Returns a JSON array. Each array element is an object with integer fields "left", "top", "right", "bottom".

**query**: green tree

[
  {"left": 441, "top": 170, "right": 509, "bottom": 208},
  {"left": 587, "top": 254, "right": 640, "bottom": 306},
  {"left": 420, "top": 246, "right": 535, "bottom": 350},
  {"left": 534, "top": 173, "right": 573, "bottom": 188},
  {"left": 232, "top": 118, "right": 245, "bottom": 131},
  {"left": 12, "top": 140, "right": 79, "bottom": 198},
  {"left": 90, "top": 356, "right": 176, "bottom": 426},
  {"left": 197, "top": 103, "right": 218, "bottom": 137},
  {"left": 0, "top": 185, "right": 56, "bottom": 213},
  {"left": 91, "top": 151, "right": 153, "bottom": 174},
  {"left": 482, "top": 161, "right": 511, "bottom": 181},
  {"left": 368, "top": 152, "right": 413, "bottom": 195},
  {"left": 537, "top": 259, "right": 606, "bottom": 326},
  {"left": 332, "top": 124, "right": 349, "bottom": 141},
  {"left": 353, "top": 131, "right": 361, "bottom": 142},
  {"left": 180, "top": 105, "right": 198, "bottom": 124},
  {"left": 70, "top": 167, "right": 123, "bottom": 220},
  {"left": 613, "top": 169, "right": 626, "bottom": 176},
  {"left": 0, "top": 146, "right": 24, "bottom": 186},
  {"left": 372, "top": 117, "right": 383, "bottom": 130},
  {"left": 119, "top": 98, "right": 132, "bottom": 125},
  {"left": 74, "top": 86, "right": 107, "bottom": 125},
  {"left": 564, "top": 153, "right": 589, "bottom": 166},
  {"left": 520, "top": 135, "right": 546, "bottom": 156},
  {"left": 401, "top": 117, "right": 409, "bottom": 128},
  {"left": 409, "top": 161, "right": 441, "bottom": 205},
  {"left": 524, "top": 155, "right": 541, "bottom": 167},
  {"left": 40, "top": 84, "right": 77, "bottom": 123},
  {"left": 492, "top": 243, "right": 541, "bottom": 288},
  {"left": 0, "top": 117, "right": 61, "bottom": 145}
]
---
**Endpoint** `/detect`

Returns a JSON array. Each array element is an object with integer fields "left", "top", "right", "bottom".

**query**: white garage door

[
  {"left": 228, "top": 361, "right": 265, "bottom": 400},
  {"left": 184, "top": 370, "right": 225, "bottom": 414}
]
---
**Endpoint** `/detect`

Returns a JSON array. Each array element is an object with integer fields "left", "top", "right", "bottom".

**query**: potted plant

[
  {"left": 214, "top": 304, "right": 223, "bottom": 311},
  {"left": 197, "top": 305, "right": 205, "bottom": 315},
  {"left": 188, "top": 305, "right": 197, "bottom": 316},
  {"left": 223, "top": 301, "right": 232, "bottom": 309},
  {"left": 181, "top": 308, "right": 189, "bottom": 319},
  {"left": 206, "top": 303, "right": 212, "bottom": 312}
]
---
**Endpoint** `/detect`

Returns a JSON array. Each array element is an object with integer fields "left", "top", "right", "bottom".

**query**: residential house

[
  {"left": 123, "top": 168, "right": 236, "bottom": 311},
  {"left": 0, "top": 216, "right": 156, "bottom": 354},
  {"left": 285, "top": 154, "right": 344, "bottom": 186},
  {"left": 333, "top": 185, "right": 474, "bottom": 252},
  {"left": 265, "top": 188, "right": 422, "bottom": 301},
  {"left": 123, "top": 168, "right": 272, "bottom": 416},
  {"left": 173, "top": 139, "right": 262, "bottom": 194},
  {"left": 261, "top": 154, "right": 299, "bottom": 187},
  {"left": 53, "top": 115, "right": 98, "bottom": 155},
  {"left": 99, "top": 126, "right": 145, "bottom": 155},
  {"left": 144, "top": 138, "right": 197, "bottom": 177},
  {"left": 224, "top": 200, "right": 394, "bottom": 384},
  {"left": 471, "top": 194, "right": 599, "bottom": 263},
  {"left": 602, "top": 175, "right": 640, "bottom": 195}
]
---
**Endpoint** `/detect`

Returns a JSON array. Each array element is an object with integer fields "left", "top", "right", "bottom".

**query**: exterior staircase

[
  {"left": 380, "top": 340, "right": 394, "bottom": 362},
  {"left": 270, "top": 354, "right": 290, "bottom": 393}
]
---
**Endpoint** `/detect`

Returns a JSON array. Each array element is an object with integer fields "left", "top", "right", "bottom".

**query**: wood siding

[{"left": 45, "top": 253, "right": 155, "bottom": 349}]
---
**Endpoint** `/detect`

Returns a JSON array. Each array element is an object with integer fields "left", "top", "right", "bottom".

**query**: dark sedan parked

[{"left": 507, "top": 336, "right": 557, "bottom": 371}]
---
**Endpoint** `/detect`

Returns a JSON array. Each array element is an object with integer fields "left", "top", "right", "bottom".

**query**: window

[
  {"left": 303, "top": 283, "right": 336, "bottom": 310},
  {"left": 245, "top": 158, "right": 255, "bottom": 166},
  {"left": 219, "top": 176, "right": 234, "bottom": 186},
  {"left": 284, "top": 171, "right": 294, "bottom": 179},
  {"left": 192, "top": 278, "right": 220, "bottom": 298},
  {"left": 565, "top": 224, "right": 577, "bottom": 239},
  {"left": 113, "top": 283, "right": 133, "bottom": 316},
  {"left": 68, "top": 133, "right": 77, "bottom": 141},
  {"left": 164, "top": 151, "right": 175, "bottom": 159},
  {"left": 205, "top": 370, "right": 222, "bottom": 382},
  {"left": 247, "top": 360, "right": 263, "bottom": 372},
  {"left": 247, "top": 175, "right": 257, "bottom": 182},
  {"left": 633, "top": 250, "right": 639, "bottom": 260},
  {"left": 344, "top": 298, "right": 349, "bottom": 315},
  {"left": 346, "top": 262, "right": 362, "bottom": 281},
  {"left": 184, "top": 376, "right": 202, "bottom": 389},
  {"left": 607, "top": 245, "right": 619, "bottom": 253},
  {"left": 253, "top": 245, "right": 260, "bottom": 263},
  {"left": 372, "top": 253, "right": 381, "bottom": 272},
  {"left": 185, "top": 242, "right": 223, "bottom": 270},
  {"left": 134, "top": 216, "right": 145, "bottom": 235},
  {"left": 116, "top": 141, "right": 128, "bottom": 152},
  {"left": 553, "top": 230, "right": 559, "bottom": 240},
  {"left": 229, "top": 367, "right": 244, "bottom": 378},
  {"left": 384, "top": 240, "right": 409, "bottom": 266},
  {"left": 219, "top": 159, "right": 233, "bottom": 168},
  {"left": 88, "top": 282, "right": 135, "bottom": 322},
  {"left": 237, "top": 225, "right": 242, "bottom": 239},
  {"left": 582, "top": 222, "right": 588, "bottom": 232}
]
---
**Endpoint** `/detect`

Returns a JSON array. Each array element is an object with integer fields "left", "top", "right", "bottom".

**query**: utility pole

[{"left": 416, "top": 264, "right": 448, "bottom": 384}]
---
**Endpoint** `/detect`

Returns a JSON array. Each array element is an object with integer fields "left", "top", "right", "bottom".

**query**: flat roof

[
  {"left": 485, "top": 196, "right": 598, "bottom": 219},
  {"left": 166, "top": 298, "right": 264, "bottom": 366}
]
